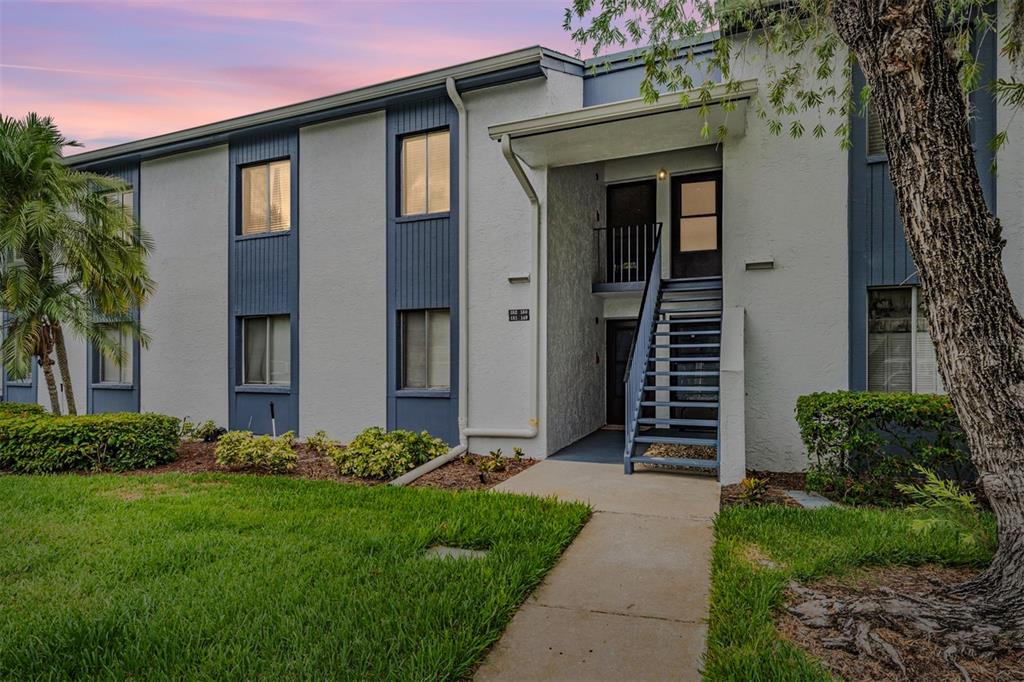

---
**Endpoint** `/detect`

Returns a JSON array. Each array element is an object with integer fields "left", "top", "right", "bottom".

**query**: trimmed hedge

[
  {"left": 215, "top": 430, "right": 297, "bottom": 473},
  {"left": 0, "top": 402, "right": 46, "bottom": 418},
  {"left": 0, "top": 412, "right": 180, "bottom": 473},
  {"left": 796, "top": 391, "right": 974, "bottom": 505}
]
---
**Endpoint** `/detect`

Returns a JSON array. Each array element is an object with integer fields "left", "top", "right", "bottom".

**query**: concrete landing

[{"left": 476, "top": 459, "right": 718, "bottom": 682}]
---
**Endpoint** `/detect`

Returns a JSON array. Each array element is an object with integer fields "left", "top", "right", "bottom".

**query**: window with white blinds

[
  {"left": 866, "top": 104, "right": 886, "bottom": 158},
  {"left": 105, "top": 190, "right": 134, "bottom": 220},
  {"left": 98, "top": 325, "right": 132, "bottom": 384},
  {"left": 401, "top": 309, "right": 450, "bottom": 389},
  {"left": 241, "top": 160, "right": 291, "bottom": 234},
  {"left": 867, "top": 287, "right": 944, "bottom": 394},
  {"left": 401, "top": 130, "right": 449, "bottom": 216}
]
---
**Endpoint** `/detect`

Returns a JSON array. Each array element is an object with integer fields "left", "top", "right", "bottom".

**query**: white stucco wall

[
  {"left": 723, "top": 41, "right": 850, "bottom": 471},
  {"left": 997, "top": 2, "right": 1024, "bottom": 310},
  {"left": 139, "top": 146, "right": 229, "bottom": 424},
  {"left": 463, "top": 69, "right": 583, "bottom": 457},
  {"left": 545, "top": 163, "right": 606, "bottom": 454},
  {"left": 298, "top": 112, "right": 387, "bottom": 439}
]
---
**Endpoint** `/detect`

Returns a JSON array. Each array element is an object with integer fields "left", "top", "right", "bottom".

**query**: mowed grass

[
  {"left": 0, "top": 474, "right": 590, "bottom": 680},
  {"left": 704, "top": 505, "right": 996, "bottom": 681}
]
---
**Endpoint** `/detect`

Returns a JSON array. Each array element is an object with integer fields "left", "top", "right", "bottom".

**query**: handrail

[
  {"left": 593, "top": 223, "right": 659, "bottom": 284},
  {"left": 623, "top": 224, "right": 664, "bottom": 472}
]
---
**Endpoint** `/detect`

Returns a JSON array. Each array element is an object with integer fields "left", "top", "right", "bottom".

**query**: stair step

[
  {"left": 654, "top": 328, "right": 719, "bottom": 335},
  {"left": 642, "top": 385, "right": 720, "bottom": 393},
  {"left": 637, "top": 418, "right": 719, "bottom": 427},
  {"left": 634, "top": 435, "right": 718, "bottom": 447},
  {"left": 651, "top": 345, "right": 721, "bottom": 352},
  {"left": 629, "top": 455, "right": 719, "bottom": 470},
  {"left": 647, "top": 343, "right": 720, "bottom": 351},
  {"left": 647, "top": 355, "right": 720, "bottom": 362},
  {"left": 657, "top": 298, "right": 722, "bottom": 308},
  {"left": 654, "top": 312, "right": 722, "bottom": 321},
  {"left": 653, "top": 318, "right": 721, "bottom": 327},
  {"left": 663, "top": 275, "right": 722, "bottom": 283},
  {"left": 660, "top": 280, "right": 723, "bottom": 292},
  {"left": 640, "top": 400, "right": 719, "bottom": 408},
  {"left": 645, "top": 370, "right": 719, "bottom": 377}
]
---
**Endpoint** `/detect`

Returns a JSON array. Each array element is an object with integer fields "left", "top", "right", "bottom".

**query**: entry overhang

[{"left": 488, "top": 80, "right": 757, "bottom": 167}]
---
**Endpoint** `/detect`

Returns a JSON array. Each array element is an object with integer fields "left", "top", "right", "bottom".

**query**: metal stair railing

[{"left": 623, "top": 223, "right": 663, "bottom": 474}]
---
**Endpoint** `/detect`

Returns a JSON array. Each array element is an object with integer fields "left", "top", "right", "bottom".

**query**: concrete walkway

[{"left": 475, "top": 459, "right": 719, "bottom": 682}]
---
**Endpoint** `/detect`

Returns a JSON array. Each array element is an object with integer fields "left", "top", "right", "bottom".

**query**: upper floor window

[
  {"left": 401, "top": 129, "right": 449, "bottom": 216},
  {"left": 241, "top": 160, "right": 291, "bottom": 235},
  {"left": 868, "top": 287, "right": 943, "bottom": 393},
  {"left": 98, "top": 324, "right": 132, "bottom": 385},
  {"left": 105, "top": 189, "right": 134, "bottom": 220},
  {"left": 866, "top": 104, "right": 886, "bottom": 158}
]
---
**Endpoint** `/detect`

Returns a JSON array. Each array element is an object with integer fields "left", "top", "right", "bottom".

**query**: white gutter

[{"left": 461, "top": 133, "right": 540, "bottom": 439}]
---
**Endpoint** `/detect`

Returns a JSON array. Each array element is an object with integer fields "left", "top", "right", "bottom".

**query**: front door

[
  {"left": 606, "top": 319, "right": 637, "bottom": 424},
  {"left": 671, "top": 172, "right": 722, "bottom": 279},
  {"left": 606, "top": 180, "right": 657, "bottom": 283}
]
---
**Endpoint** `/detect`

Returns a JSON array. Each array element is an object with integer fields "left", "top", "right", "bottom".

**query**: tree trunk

[
  {"left": 52, "top": 323, "right": 77, "bottom": 416},
  {"left": 832, "top": 0, "right": 1024, "bottom": 606},
  {"left": 37, "top": 328, "right": 61, "bottom": 416}
]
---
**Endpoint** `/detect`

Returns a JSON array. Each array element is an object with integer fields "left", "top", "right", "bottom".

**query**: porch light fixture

[{"left": 657, "top": 168, "right": 668, "bottom": 181}]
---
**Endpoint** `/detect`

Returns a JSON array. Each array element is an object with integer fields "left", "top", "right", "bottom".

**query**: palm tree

[{"left": 0, "top": 113, "right": 154, "bottom": 414}]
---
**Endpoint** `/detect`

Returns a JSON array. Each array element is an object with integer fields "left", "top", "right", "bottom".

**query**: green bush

[
  {"left": 0, "top": 402, "right": 46, "bottom": 418},
  {"left": 179, "top": 418, "right": 226, "bottom": 443},
  {"left": 796, "top": 391, "right": 973, "bottom": 505},
  {"left": 330, "top": 427, "right": 446, "bottom": 480},
  {"left": 0, "top": 412, "right": 179, "bottom": 473},
  {"left": 215, "top": 430, "right": 297, "bottom": 473}
]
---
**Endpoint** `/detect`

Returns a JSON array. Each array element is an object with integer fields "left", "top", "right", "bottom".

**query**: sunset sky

[{"left": 0, "top": 1, "right": 583, "bottom": 151}]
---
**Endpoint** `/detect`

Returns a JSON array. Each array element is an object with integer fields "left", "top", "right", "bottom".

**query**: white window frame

[
  {"left": 242, "top": 315, "right": 290, "bottom": 387},
  {"left": 866, "top": 285, "right": 943, "bottom": 394},
  {"left": 400, "top": 129, "right": 450, "bottom": 217},
  {"left": 240, "top": 159, "right": 291, "bottom": 235},
  {"left": 97, "top": 324, "right": 132, "bottom": 385}
]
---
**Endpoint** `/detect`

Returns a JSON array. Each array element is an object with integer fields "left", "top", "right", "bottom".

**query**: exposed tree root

[{"left": 786, "top": 579, "right": 1024, "bottom": 679}]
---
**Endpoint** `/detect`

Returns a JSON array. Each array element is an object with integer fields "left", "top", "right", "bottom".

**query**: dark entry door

[
  {"left": 606, "top": 319, "right": 637, "bottom": 424},
  {"left": 671, "top": 172, "right": 722, "bottom": 279},
  {"left": 606, "top": 180, "right": 657, "bottom": 283}
]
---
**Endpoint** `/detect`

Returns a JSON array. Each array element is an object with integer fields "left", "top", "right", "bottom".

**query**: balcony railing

[{"left": 594, "top": 223, "right": 661, "bottom": 286}]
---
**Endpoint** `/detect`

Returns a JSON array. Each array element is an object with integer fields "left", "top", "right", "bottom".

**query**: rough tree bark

[
  {"left": 52, "top": 323, "right": 76, "bottom": 416},
  {"left": 784, "top": 0, "right": 1024, "bottom": 669},
  {"left": 37, "top": 327, "right": 61, "bottom": 415}
]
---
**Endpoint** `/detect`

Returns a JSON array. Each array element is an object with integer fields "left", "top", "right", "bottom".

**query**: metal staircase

[{"left": 623, "top": 228, "right": 721, "bottom": 475}]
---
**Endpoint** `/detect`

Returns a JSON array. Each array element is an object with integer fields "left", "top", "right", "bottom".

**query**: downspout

[{"left": 461, "top": 133, "right": 540, "bottom": 439}]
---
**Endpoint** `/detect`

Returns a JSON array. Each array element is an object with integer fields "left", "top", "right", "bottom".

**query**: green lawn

[
  {"left": 704, "top": 505, "right": 996, "bottom": 681},
  {"left": 0, "top": 474, "right": 589, "bottom": 680}
]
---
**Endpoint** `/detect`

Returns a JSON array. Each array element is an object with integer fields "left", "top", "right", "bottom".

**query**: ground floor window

[
  {"left": 98, "top": 325, "right": 133, "bottom": 384},
  {"left": 243, "top": 315, "right": 290, "bottom": 386},
  {"left": 401, "top": 308, "right": 450, "bottom": 389},
  {"left": 867, "top": 286, "right": 943, "bottom": 393}
]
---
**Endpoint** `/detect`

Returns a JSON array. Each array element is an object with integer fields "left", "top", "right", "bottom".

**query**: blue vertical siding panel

[
  {"left": 386, "top": 96, "right": 460, "bottom": 444},
  {"left": 228, "top": 130, "right": 300, "bottom": 434},
  {"left": 848, "top": 35, "right": 996, "bottom": 387},
  {"left": 89, "top": 162, "right": 142, "bottom": 414}
]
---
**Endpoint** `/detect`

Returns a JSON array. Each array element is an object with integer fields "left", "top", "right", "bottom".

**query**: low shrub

[
  {"left": 0, "top": 412, "right": 179, "bottom": 473},
  {"left": 180, "top": 418, "right": 226, "bottom": 443},
  {"left": 796, "top": 391, "right": 973, "bottom": 505},
  {"left": 306, "top": 429, "right": 344, "bottom": 459},
  {"left": 214, "top": 430, "right": 297, "bottom": 474},
  {"left": 330, "top": 427, "right": 446, "bottom": 480},
  {"left": 0, "top": 402, "right": 46, "bottom": 418}
]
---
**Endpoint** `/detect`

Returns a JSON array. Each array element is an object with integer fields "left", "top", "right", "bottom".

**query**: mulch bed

[
  {"left": 144, "top": 441, "right": 372, "bottom": 484},
  {"left": 410, "top": 454, "right": 536, "bottom": 491},
  {"left": 720, "top": 469, "right": 807, "bottom": 508},
  {"left": 777, "top": 565, "right": 1024, "bottom": 681}
]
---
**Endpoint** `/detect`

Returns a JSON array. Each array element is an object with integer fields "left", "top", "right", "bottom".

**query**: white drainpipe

[{"left": 446, "top": 78, "right": 540, "bottom": 444}]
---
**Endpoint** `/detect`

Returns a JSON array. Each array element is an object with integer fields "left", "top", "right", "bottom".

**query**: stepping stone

[
  {"left": 785, "top": 490, "right": 837, "bottom": 509},
  {"left": 423, "top": 545, "right": 488, "bottom": 560}
]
